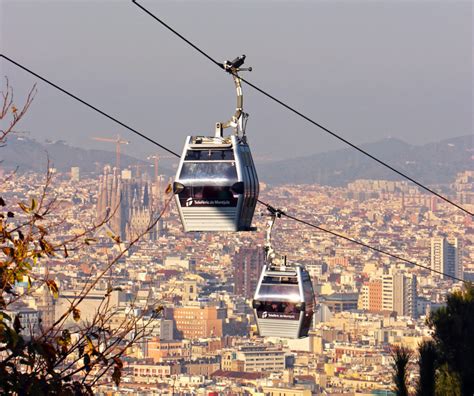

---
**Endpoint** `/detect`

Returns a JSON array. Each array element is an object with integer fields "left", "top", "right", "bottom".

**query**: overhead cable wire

[
  {"left": 131, "top": 0, "right": 473, "bottom": 217},
  {"left": 0, "top": 54, "right": 180, "bottom": 158},
  {"left": 0, "top": 54, "right": 465, "bottom": 284},
  {"left": 258, "top": 199, "right": 467, "bottom": 284}
]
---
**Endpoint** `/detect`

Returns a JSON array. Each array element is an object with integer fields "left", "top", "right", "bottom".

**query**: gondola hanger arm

[
  {"left": 215, "top": 55, "right": 252, "bottom": 138},
  {"left": 263, "top": 204, "right": 287, "bottom": 267}
]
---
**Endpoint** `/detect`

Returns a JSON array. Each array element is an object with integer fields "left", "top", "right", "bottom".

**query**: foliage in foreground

[
  {"left": 0, "top": 78, "right": 165, "bottom": 394},
  {"left": 392, "top": 283, "right": 474, "bottom": 396}
]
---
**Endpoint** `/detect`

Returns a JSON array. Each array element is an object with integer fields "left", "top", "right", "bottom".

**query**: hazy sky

[{"left": 1, "top": 0, "right": 472, "bottom": 163}]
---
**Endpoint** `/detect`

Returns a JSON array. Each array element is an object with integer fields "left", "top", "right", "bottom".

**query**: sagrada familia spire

[{"left": 96, "top": 166, "right": 157, "bottom": 241}]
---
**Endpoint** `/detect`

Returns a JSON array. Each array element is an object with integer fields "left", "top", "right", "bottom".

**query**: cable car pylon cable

[
  {"left": 0, "top": 54, "right": 466, "bottom": 284},
  {"left": 258, "top": 199, "right": 467, "bottom": 284},
  {"left": 172, "top": 56, "right": 259, "bottom": 232},
  {"left": 131, "top": 0, "right": 473, "bottom": 217},
  {"left": 253, "top": 205, "right": 315, "bottom": 338},
  {"left": 0, "top": 54, "right": 180, "bottom": 158}
]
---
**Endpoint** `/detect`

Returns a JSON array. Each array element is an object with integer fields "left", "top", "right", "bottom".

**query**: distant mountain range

[
  {"left": 257, "top": 135, "right": 473, "bottom": 186},
  {"left": 1, "top": 135, "right": 472, "bottom": 186},
  {"left": 0, "top": 137, "right": 172, "bottom": 176}
]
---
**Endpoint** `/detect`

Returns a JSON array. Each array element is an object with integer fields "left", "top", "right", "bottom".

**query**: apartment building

[
  {"left": 382, "top": 271, "right": 417, "bottom": 318},
  {"left": 222, "top": 345, "right": 285, "bottom": 373},
  {"left": 167, "top": 302, "right": 227, "bottom": 339},
  {"left": 233, "top": 247, "right": 265, "bottom": 299},
  {"left": 431, "top": 236, "right": 463, "bottom": 280}
]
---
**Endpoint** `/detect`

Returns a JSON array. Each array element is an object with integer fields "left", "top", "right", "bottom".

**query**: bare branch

[{"left": 0, "top": 77, "right": 37, "bottom": 144}]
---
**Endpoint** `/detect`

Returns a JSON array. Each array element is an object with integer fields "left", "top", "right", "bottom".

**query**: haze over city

[
  {"left": 0, "top": 1, "right": 473, "bottom": 395},
  {"left": 1, "top": 0, "right": 472, "bottom": 162}
]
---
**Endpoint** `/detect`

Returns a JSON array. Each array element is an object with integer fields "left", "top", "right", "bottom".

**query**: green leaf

[
  {"left": 62, "top": 329, "right": 71, "bottom": 344},
  {"left": 0, "top": 311, "right": 12, "bottom": 321},
  {"left": 30, "top": 198, "right": 37, "bottom": 211},
  {"left": 85, "top": 335, "right": 93, "bottom": 352},
  {"left": 106, "top": 232, "right": 121, "bottom": 244},
  {"left": 18, "top": 202, "right": 30, "bottom": 213},
  {"left": 72, "top": 308, "right": 80, "bottom": 322},
  {"left": 39, "top": 239, "right": 55, "bottom": 256}
]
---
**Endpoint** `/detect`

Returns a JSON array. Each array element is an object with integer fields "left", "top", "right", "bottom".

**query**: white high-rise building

[
  {"left": 70, "top": 166, "right": 80, "bottom": 182},
  {"left": 431, "top": 237, "right": 462, "bottom": 280},
  {"left": 382, "top": 270, "right": 417, "bottom": 318}
]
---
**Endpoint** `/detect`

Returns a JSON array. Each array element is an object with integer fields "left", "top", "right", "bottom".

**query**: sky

[{"left": 0, "top": 0, "right": 472, "bottom": 164}]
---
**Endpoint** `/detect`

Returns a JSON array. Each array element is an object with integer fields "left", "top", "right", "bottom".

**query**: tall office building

[
  {"left": 381, "top": 270, "right": 417, "bottom": 318},
  {"left": 431, "top": 237, "right": 462, "bottom": 280},
  {"left": 233, "top": 247, "right": 265, "bottom": 299}
]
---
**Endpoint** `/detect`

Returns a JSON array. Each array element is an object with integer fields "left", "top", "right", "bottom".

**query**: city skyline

[
  {"left": 1, "top": 1, "right": 473, "bottom": 394},
  {"left": 1, "top": 164, "right": 471, "bottom": 393}
]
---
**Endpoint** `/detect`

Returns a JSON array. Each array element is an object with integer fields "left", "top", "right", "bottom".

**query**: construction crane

[
  {"left": 147, "top": 154, "right": 175, "bottom": 181},
  {"left": 129, "top": 163, "right": 147, "bottom": 179},
  {"left": 147, "top": 154, "right": 175, "bottom": 210},
  {"left": 91, "top": 134, "right": 129, "bottom": 170}
]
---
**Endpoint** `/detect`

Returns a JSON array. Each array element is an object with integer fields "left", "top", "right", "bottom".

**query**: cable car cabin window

[
  {"left": 255, "top": 301, "right": 300, "bottom": 320},
  {"left": 262, "top": 276, "right": 298, "bottom": 285},
  {"left": 178, "top": 186, "right": 238, "bottom": 207},
  {"left": 257, "top": 284, "right": 300, "bottom": 302},
  {"left": 303, "top": 280, "right": 314, "bottom": 307},
  {"left": 185, "top": 150, "right": 234, "bottom": 161},
  {"left": 180, "top": 162, "right": 238, "bottom": 183}
]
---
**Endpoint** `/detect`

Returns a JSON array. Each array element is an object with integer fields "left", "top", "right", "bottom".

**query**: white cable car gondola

[
  {"left": 252, "top": 207, "right": 315, "bottom": 338},
  {"left": 173, "top": 56, "right": 259, "bottom": 232}
]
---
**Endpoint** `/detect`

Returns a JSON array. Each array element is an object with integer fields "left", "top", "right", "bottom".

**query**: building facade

[
  {"left": 358, "top": 280, "right": 383, "bottom": 312},
  {"left": 167, "top": 303, "right": 227, "bottom": 339},
  {"left": 382, "top": 271, "right": 417, "bottom": 318},
  {"left": 233, "top": 247, "right": 265, "bottom": 299},
  {"left": 431, "top": 237, "right": 463, "bottom": 280},
  {"left": 221, "top": 345, "right": 286, "bottom": 373}
]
